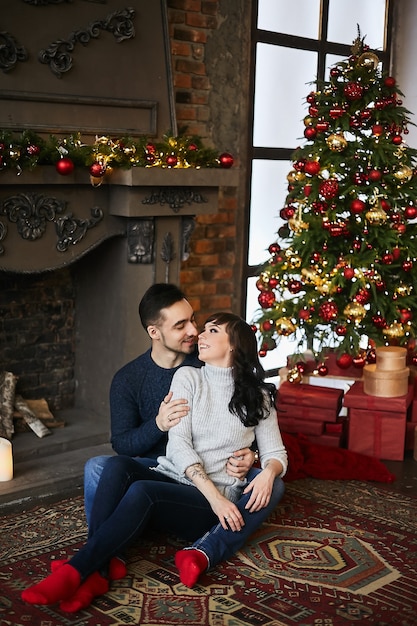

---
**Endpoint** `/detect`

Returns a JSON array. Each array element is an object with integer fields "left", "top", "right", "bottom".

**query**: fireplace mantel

[{"left": 0, "top": 166, "right": 238, "bottom": 274}]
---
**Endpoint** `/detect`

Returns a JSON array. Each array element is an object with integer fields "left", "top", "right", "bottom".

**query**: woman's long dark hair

[{"left": 204, "top": 312, "right": 276, "bottom": 427}]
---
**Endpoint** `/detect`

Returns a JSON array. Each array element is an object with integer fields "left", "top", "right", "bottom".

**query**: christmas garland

[{"left": 0, "top": 130, "right": 234, "bottom": 179}]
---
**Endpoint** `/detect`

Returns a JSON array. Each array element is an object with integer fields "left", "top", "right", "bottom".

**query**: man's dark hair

[{"left": 139, "top": 283, "right": 187, "bottom": 330}]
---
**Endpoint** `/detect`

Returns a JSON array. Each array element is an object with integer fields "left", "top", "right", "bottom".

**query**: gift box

[
  {"left": 344, "top": 381, "right": 414, "bottom": 412},
  {"left": 405, "top": 421, "right": 416, "bottom": 450},
  {"left": 363, "top": 364, "right": 409, "bottom": 397},
  {"left": 303, "top": 432, "right": 344, "bottom": 447},
  {"left": 347, "top": 408, "right": 406, "bottom": 461},
  {"left": 277, "top": 413, "right": 324, "bottom": 436},
  {"left": 276, "top": 400, "right": 341, "bottom": 423},
  {"left": 277, "top": 381, "right": 344, "bottom": 412}
]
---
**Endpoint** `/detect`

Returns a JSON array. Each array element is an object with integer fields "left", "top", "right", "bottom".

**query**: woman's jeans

[{"left": 76, "top": 455, "right": 285, "bottom": 580}]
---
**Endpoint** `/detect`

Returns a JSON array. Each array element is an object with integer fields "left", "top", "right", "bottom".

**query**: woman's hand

[
  {"left": 242, "top": 460, "right": 283, "bottom": 513},
  {"left": 210, "top": 494, "right": 245, "bottom": 532},
  {"left": 226, "top": 447, "right": 255, "bottom": 480},
  {"left": 155, "top": 391, "right": 189, "bottom": 432}
]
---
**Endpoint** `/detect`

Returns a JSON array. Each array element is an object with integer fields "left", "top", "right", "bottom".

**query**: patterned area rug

[{"left": 1, "top": 479, "right": 416, "bottom": 626}]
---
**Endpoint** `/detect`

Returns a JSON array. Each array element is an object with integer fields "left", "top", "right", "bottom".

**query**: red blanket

[{"left": 282, "top": 432, "right": 396, "bottom": 483}]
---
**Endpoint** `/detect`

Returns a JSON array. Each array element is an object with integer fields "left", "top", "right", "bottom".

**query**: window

[{"left": 244, "top": 0, "right": 392, "bottom": 376}]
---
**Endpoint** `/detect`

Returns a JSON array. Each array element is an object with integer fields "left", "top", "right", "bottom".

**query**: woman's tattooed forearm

[{"left": 187, "top": 463, "right": 209, "bottom": 482}]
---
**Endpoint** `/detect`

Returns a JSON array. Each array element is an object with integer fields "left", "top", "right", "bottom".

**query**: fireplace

[{"left": 0, "top": 167, "right": 237, "bottom": 450}]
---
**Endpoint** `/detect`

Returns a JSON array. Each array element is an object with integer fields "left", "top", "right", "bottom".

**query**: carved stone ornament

[
  {"left": 142, "top": 187, "right": 208, "bottom": 213},
  {"left": 127, "top": 218, "right": 154, "bottom": 264},
  {"left": 38, "top": 7, "right": 135, "bottom": 77},
  {"left": 0, "top": 192, "right": 103, "bottom": 252},
  {"left": 0, "top": 221, "right": 7, "bottom": 255},
  {"left": 0, "top": 32, "right": 28, "bottom": 73}
]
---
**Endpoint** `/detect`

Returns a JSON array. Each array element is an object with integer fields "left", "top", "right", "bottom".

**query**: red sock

[
  {"left": 21, "top": 564, "right": 81, "bottom": 605},
  {"left": 175, "top": 549, "right": 209, "bottom": 588},
  {"left": 51, "top": 556, "right": 127, "bottom": 580},
  {"left": 60, "top": 571, "right": 109, "bottom": 613}
]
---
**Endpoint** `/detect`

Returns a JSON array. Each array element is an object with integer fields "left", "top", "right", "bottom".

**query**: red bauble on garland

[
  {"left": 55, "top": 157, "right": 75, "bottom": 176},
  {"left": 89, "top": 162, "right": 106, "bottom": 178},
  {"left": 317, "top": 364, "right": 328, "bottom": 376},
  {"left": 336, "top": 353, "right": 353, "bottom": 369},
  {"left": 166, "top": 154, "right": 178, "bottom": 167},
  {"left": 219, "top": 152, "right": 234, "bottom": 168}
]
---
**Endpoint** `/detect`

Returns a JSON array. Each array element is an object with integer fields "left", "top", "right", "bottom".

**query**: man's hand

[
  {"left": 226, "top": 447, "right": 255, "bottom": 480},
  {"left": 156, "top": 391, "right": 189, "bottom": 432}
]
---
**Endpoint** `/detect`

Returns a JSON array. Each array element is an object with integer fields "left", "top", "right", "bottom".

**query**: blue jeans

[
  {"left": 84, "top": 455, "right": 157, "bottom": 524},
  {"left": 75, "top": 456, "right": 284, "bottom": 580}
]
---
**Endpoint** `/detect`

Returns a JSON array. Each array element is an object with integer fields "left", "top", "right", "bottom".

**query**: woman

[{"left": 22, "top": 313, "right": 287, "bottom": 611}]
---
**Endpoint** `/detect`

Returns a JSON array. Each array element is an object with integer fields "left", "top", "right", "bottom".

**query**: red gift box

[
  {"left": 277, "top": 381, "right": 343, "bottom": 412},
  {"left": 347, "top": 408, "right": 406, "bottom": 461},
  {"left": 277, "top": 413, "right": 324, "bottom": 436},
  {"left": 410, "top": 400, "right": 417, "bottom": 423},
  {"left": 344, "top": 381, "right": 414, "bottom": 412},
  {"left": 276, "top": 400, "right": 340, "bottom": 423},
  {"left": 304, "top": 432, "right": 343, "bottom": 447}
]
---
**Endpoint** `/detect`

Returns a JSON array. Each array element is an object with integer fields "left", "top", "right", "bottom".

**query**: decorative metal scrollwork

[
  {"left": 127, "top": 219, "right": 154, "bottom": 264},
  {"left": 181, "top": 217, "right": 195, "bottom": 261},
  {"left": 161, "top": 232, "right": 175, "bottom": 282},
  {"left": 1, "top": 193, "right": 66, "bottom": 240},
  {"left": 55, "top": 207, "right": 104, "bottom": 251},
  {"left": 142, "top": 187, "right": 208, "bottom": 213},
  {"left": 38, "top": 7, "right": 135, "bottom": 77},
  {"left": 0, "top": 32, "right": 28, "bottom": 73},
  {"left": 0, "top": 192, "right": 104, "bottom": 252}
]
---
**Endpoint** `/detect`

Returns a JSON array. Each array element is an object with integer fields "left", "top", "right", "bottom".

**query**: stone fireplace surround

[{"left": 0, "top": 166, "right": 238, "bottom": 506}]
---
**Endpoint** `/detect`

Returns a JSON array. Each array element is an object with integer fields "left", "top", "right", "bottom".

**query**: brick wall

[{"left": 167, "top": 0, "right": 242, "bottom": 328}]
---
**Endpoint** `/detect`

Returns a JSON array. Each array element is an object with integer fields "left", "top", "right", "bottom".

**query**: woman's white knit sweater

[{"left": 155, "top": 364, "right": 287, "bottom": 503}]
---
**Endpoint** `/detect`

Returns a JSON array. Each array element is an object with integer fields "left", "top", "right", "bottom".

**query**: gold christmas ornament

[
  {"left": 326, "top": 133, "right": 348, "bottom": 152},
  {"left": 289, "top": 216, "right": 309, "bottom": 232},
  {"left": 287, "top": 367, "right": 303, "bottom": 384},
  {"left": 343, "top": 302, "right": 366, "bottom": 322},
  {"left": 287, "top": 255, "right": 302, "bottom": 268},
  {"left": 358, "top": 51, "right": 380, "bottom": 69},
  {"left": 383, "top": 321, "right": 405, "bottom": 338},
  {"left": 275, "top": 317, "right": 296, "bottom": 336},
  {"left": 394, "top": 165, "right": 413, "bottom": 182},
  {"left": 287, "top": 170, "right": 305, "bottom": 183},
  {"left": 365, "top": 205, "right": 388, "bottom": 225}
]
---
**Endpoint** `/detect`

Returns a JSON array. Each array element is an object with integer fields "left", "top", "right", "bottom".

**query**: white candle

[{"left": 0, "top": 437, "right": 13, "bottom": 481}]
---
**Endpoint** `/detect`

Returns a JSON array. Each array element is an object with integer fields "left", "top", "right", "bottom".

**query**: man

[{"left": 84, "top": 283, "right": 254, "bottom": 522}]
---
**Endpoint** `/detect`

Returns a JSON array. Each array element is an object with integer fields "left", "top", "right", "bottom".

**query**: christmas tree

[{"left": 253, "top": 34, "right": 417, "bottom": 376}]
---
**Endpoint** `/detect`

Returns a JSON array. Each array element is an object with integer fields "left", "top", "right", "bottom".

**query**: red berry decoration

[
  {"left": 318, "top": 301, "right": 338, "bottom": 322},
  {"left": 219, "top": 152, "right": 234, "bottom": 168},
  {"left": 55, "top": 157, "right": 74, "bottom": 176},
  {"left": 89, "top": 162, "right": 106, "bottom": 178},
  {"left": 336, "top": 353, "right": 353, "bottom": 369}
]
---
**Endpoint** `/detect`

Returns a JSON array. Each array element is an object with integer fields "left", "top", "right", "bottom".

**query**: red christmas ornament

[
  {"left": 298, "top": 309, "right": 311, "bottom": 320},
  {"left": 304, "top": 127, "right": 317, "bottom": 140},
  {"left": 317, "top": 364, "right": 328, "bottom": 376},
  {"left": 384, "top": 76, "right": 396, "bottom": 88},
  {"left": 316, "top": 120, "right": 329, "bottom": 132},
  {"left": 343, "top": 267, "right": 355, "bottom": 280},
  {"left": 367, "top": 349, "right": 377, "bottom": 364},
  {"left": 336, "top": 353, "right": 353, "bottom": 369},
  {"left": 399, "top": 309, "right": 412, "bottom": 323},
  {"left": 392, "top": 134, "right": 403, "bottom": 145},
  {"left": 344, "top": 82, "right": 364, "bottom": 100},
  {"left": 27, "top": 144, "right": 40, "bottom": 156},
  {"left": 268, "top": 242, "right": 281, "bottom": 254},
  {"left": 368, "top": 169, "right": 382, "bottom": 182},
  {"left": 288, "top": 280, "right": 303, "bottom": 294},
  {"left": 372, "top": 315, "right": 387, "bottom": 329},
  {"left": 89, "top": 162, "right": 106, "bottom": 178},
  {"left": 146, "top": 142, "right": 156, "bottom": 154},
  {"left": 372, "top": 124, "right": 384, "bottom": 137},
  {"left": 402, "top": 259, "right": 413, "bottom": 271},
  {"left": 166, "top": 154, "right": 178, "bottom": 167},
  {"left": 319, "top": 178, "right": 339, "bottom": 199},
  {"left": 350, "top": 198, "right": 366, "bottom": 214},
  {"left": 405, "top": 206, "right": 417, "bottom": 220},
  {"left": 219, "top": 152, "right": 234, "bottom": 168},
  {"left": 55, "top": 157, "right": 74, "bottom": 176},
  {"left": 318, "top": 301, "right": 338, "bottom": 322},
  {"left": 381, "top": 252, "right": 394, "bottom": 265},
  {"left": 329, "top": 106, "right": 345, "bottom": 119},
  {"left": 258, "top": 291, "right": 275, "bottom": 308},
  {"left": 187, "top": 143, "right": 198, "bottom": 151},
  {"left": 304, "top": 184, "right": 312, "bottom": 197},
  {"left": 304, "top": 160, "right": 321, "bottom": 176},
  {"left": 261, "top": 320, "right": 273, "bottom": 331},
  {"left": 296, "top": 361, "right": 307, "bottom": 374},
  {"left": 335, "top": 324, "right": 347, "bottom": 336},
  {"left": 269, "top": 277, "right": 279, "bottom": 288},
  {"left": 352, "top": 353, "right": 366, "bottom": 368}
]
